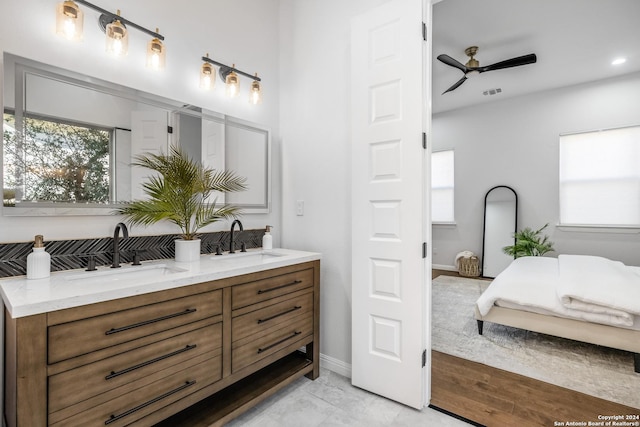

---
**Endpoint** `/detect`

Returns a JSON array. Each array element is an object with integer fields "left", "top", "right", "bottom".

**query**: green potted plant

[
  {"left": 114, "top": 146, "right": 246, "bottom": 262},
  {"left": 502, "top": 223, "right": 555, "bottom": 258}
]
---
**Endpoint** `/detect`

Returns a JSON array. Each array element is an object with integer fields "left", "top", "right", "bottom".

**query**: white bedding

[{"left": 476, "top": 255, "right": 640, "bottom": 328}]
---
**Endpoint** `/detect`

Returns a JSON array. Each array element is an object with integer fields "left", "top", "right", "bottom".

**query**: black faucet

[
  {"left": 229, "top": 219, "right": 243, "bottom": 253},
  {"left": 111, "top": 222, "right": 129, "bottom": 268}
]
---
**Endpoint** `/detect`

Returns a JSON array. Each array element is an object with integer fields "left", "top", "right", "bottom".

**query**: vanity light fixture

[
  {"left": 55, "top": 0, "right": 165, "bottom": 65},
  {"left": 200, "top": 54, "right": 262, "bottom": 104},
  {"left": 105, "top": 10, "right": 128, "bottom": 57},
  {"left": 249, "top": 74, "right": 262, "bottom": 105},
  {"left": 146, "top": 28, "right": 165, "bottom": 70},
  {"left": 200, "top": 54, "right": 262, "bottom": 103},
  {"left": 224, "top": 65, "right": 240, "bottom": 98},
  {"left": 56, "top": 0, "right": 84, "bottom": 41},
  {"left": 200, "top": 54, "right": 216, "bottom": 90}
]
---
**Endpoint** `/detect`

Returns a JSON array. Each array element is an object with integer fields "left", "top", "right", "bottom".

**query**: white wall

[
  {"left": 432, "top": 71, "right": 640, "bottom": 268},
  {"left": 0, "top": 0, "right": 281, "bottom": 242},
  {"left": 278, "top": 0, "right": 388, "bottom": 369}
]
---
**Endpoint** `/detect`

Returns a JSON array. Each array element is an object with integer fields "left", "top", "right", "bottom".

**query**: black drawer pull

[
  {"left": 257, "top": 280, "right": 302, "bottom": 294},
  {"left": 257, "top": 306, "right": 302, "bottom": 324},
  {"left": 104, "top": 380, "right": 196, "bottom": 425},
  {"left": 105, "top": 344, "right": 197, "bottom": 380},
  {"left": 257, "top": 331, "right": 302, "bottom": 354},
  {"left": 105, "top": 308, "right": 197, "bottom": 335}
]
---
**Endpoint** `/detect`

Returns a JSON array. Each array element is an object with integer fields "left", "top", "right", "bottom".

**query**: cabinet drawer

[
  {"left": 49, "top": 322, "right": 221, "bottom": 414},
  {"left": 232, "top": 268, "right": 313, "bottom": 309},
  {"left": 50, "top": 355, "right": 221, "bottom": 427},
  {"left": 232, "top": 292, "right": 313, "bottom": 343},
  {"left": 232, "top": 312, "right": 313, "bottom": 373},
  {"left": 48, "top": 290, "right": 222, "bottom": 363}
]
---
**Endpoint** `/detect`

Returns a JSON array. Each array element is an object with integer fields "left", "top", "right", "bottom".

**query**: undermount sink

[
  {"left": 66, "top": 264, "right": 187, "bottom": 284},
  {"left": 212, "top": 250, "right": 286, "bottom": 263}
]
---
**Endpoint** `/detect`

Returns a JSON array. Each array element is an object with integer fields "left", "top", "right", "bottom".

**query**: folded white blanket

[
  {"left": 476, "top": 256, "right": 562, "bottom": 317},
  {"left": 476, "top": 255, "right": 640, "bottom": 327},
  {"left": 556, "top": 255, "right": 640, "bottom": 326}
]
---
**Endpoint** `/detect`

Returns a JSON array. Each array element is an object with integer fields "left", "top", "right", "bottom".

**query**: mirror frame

[
  {"left": 481, "top": 185, "right": 518, "bottom": 278},
  {"left": 2, "top": 53, "right": 271, "bottom": 216}
]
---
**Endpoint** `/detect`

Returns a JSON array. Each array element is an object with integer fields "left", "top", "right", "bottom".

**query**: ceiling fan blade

[
  {"left": 442, "top": 76, "right": 467, "bottom": 94},
  {"left": 437, "top": 54, "right": 468, "bottom": 73},
  {"left": 479, "top": 53, "right": 537, "bottom": 73}
]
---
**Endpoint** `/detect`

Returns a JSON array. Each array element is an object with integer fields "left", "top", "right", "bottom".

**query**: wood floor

[
  {"left": 430, "top": 270, "right": 640, "bottom": 426},
  {"left": 431, "top": 351, "right": 639, "bottom": 427}
]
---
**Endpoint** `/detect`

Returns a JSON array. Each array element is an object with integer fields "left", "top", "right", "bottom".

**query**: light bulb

[
  {"left": 249, "top": 75, "right": 262, "bottom": 105},
  {"left": 56, "top": 1, "right": 83, "bottom": 41},
  {"left": 225, "top": 66, "right": 240, "bottom": 98},
  {"left": 146, "top": 31, "right": 165, "bottom": 70},
  {"left": 200, "top": 58, "right": 215, "bottom": 90},
  {"left": 105, "top": 11, "right": 128, "bottom": 57}
]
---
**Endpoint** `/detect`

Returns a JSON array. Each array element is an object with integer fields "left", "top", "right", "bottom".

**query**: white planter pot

[{"left": 175, "top": 239, "right": 201, "bottom": 263}]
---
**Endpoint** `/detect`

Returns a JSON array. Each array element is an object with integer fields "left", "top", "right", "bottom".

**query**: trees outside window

[{"left": 3, "top": 112, "right": 110, "bottom": 206}]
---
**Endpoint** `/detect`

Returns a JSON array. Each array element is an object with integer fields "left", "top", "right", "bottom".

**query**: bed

[{"left": 475, "top": 254, "right": 640, "bottom": 373}]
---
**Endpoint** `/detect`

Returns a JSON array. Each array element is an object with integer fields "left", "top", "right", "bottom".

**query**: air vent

[{"left": 483, "top": 88, "right": 502, "bottom": 96}]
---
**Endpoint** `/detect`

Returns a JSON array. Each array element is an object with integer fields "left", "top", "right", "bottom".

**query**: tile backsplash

[{"left": 0, "top": 229, "right": 265, "bottom": 278}]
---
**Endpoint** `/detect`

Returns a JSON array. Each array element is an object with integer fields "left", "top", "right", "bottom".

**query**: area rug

[{"left": 431, "top": 275, "right": 640, "bottom": 409}]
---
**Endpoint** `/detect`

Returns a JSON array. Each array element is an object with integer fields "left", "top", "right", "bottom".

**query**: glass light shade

[
  {"left": 146, "top": 35, "right": 165, "bottom": 70},
  {"left": 200, "top": 62, "right": 215, "bottom": 90},
  {"left": 56, "top": 1, "right": 84, "bottom": 41},
  {"left": 225, "top": 68, "right": 240, "bottom": 98},
  {"left": 249, "top": 76, "right": 262, "bottom": 105},
  {"left": 105, "top": 16, "right": 128, "bottom": 57}
]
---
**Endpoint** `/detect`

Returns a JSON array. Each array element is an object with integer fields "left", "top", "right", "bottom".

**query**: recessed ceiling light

[{"left": 612, "top": 57, "right": 627, "bottom": 66}]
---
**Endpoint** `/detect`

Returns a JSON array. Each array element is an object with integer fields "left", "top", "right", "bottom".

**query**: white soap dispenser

[
  {"left": 27, "top": 235, "right": 51, "bottom": 279},
  {"left": 262, "top": 225, "right": 273, "bottom": 251}
]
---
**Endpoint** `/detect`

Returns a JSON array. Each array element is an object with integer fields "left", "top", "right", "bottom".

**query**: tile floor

[{"left": 226, "top": 368, "right": 471, "bottom": 427}]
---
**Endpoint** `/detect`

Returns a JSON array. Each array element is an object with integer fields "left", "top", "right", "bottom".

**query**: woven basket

[{"left": 458, "top": 256, "right": 480, "bottom": 277}]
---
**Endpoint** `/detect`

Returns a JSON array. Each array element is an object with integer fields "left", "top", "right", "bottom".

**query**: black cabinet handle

[
  {"left": 104, "top": 380, "right": 196, "bottom": 425},
  {"left": 257, "top": 331, "right": 302, "bottom": 354},
  {"left": 105, "top": 308, "right": 197, "bottom": 335},
  {"left": 105, "top": 344, "right": 197, "bottom": 380},
  {"left": 257, "top": 280, "right": 302, "bottom": 294},
  {"left": 257, "top": 306, "right": 302, "bottom": 324}
]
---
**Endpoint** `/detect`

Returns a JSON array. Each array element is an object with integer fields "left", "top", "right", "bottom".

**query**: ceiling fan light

[{"left": 56, "top": 0, "right": 84, "bottom": 41}]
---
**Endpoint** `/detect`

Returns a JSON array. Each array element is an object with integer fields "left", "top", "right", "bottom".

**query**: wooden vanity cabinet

[{"left": 4, "top": 260, "right": 320, "bottom": 427}]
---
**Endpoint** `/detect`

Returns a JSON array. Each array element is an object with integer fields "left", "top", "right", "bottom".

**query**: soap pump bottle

[
  {"left": 262, "top": 225, "right": 273, "bottom": 251},
  {"left": 27, "top": 235, "right": 51, "bottom": 279}
]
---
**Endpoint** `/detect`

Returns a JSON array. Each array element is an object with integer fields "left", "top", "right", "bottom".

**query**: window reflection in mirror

[
  {"left": 3, "top": 111, "right": 111, "bottom": 206},
  {"left": 2, "top": 53, "right": 271, "bottom": 215}
]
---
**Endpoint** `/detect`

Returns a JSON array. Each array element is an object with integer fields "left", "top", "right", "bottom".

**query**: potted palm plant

[
  {"left": 114, "top": 146, "right": 246, "bottom": 262},
  {"left": 503, "top": 223, "right": 555, "bottom": 258}
]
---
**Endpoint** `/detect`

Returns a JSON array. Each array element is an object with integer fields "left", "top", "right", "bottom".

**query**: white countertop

[{"left": 0, "top": 248, "right": 321, "bottom": 318}]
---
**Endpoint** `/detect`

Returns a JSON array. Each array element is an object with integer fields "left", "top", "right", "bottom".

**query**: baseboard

[
  {"left": 320, "top": 353, "right": 352, "bottom": 378},
  {"left": 433, "top": 264, "right": 457, "bottom": 272}
]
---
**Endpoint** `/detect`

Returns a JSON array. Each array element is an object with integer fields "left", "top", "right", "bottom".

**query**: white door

[
  {"left": 130, "top": 110, "right": 169, "bottom": 200},
  {"left": 351, "top": 0, "right": 428, "bottom": 409}
]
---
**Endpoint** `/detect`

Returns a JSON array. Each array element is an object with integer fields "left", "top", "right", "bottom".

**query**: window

[
  {"left": 431, "top": 150, "right": 454, "bottom": 223},
  {"left": 559, "top": 125, "right": 640, "bottom": 227},
  {"left": 3, "top": 111, "right": 111, "bottom": 206}
]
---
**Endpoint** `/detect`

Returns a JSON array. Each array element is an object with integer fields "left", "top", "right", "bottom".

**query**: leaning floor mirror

[{"left": 482, "top": 185, "right": 518, "bottom": 278}]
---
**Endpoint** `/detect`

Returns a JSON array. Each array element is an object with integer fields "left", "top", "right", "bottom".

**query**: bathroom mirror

[
  {"left": 482, "top": 185, "right": 517, "bottom": 278},
  {"left": 2, "top": 53, "right": 271, "bottom": 215}
]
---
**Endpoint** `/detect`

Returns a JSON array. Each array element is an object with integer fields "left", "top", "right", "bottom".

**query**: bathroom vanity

[{"left": 0, "top": 249, "right": 320, "bottom": 426}]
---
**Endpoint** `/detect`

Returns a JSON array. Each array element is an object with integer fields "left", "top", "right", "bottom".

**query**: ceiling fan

[{"left": 437, "top": 46, "right": 537, "bottom": 94}]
